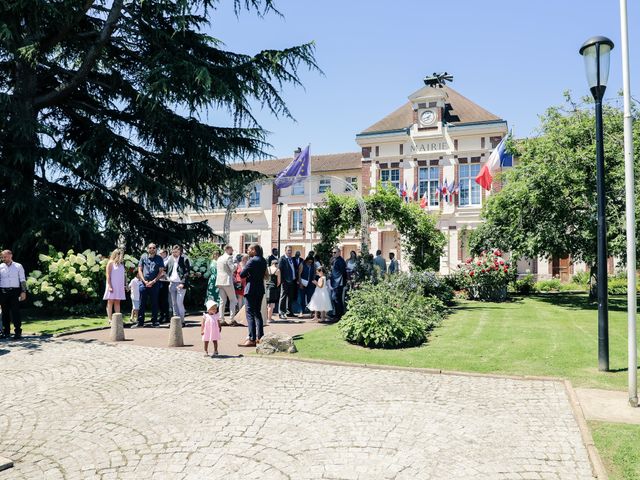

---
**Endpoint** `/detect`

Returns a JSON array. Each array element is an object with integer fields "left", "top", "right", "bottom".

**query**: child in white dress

[
  {"left": 201, "top": 299, "right": 222, "bottom": 357},
  {"left": 307, "top": 267, "right": 333, "bottom": 322},
  {"left": 128, "top": 277, "right": 141, "bottom": 325}
]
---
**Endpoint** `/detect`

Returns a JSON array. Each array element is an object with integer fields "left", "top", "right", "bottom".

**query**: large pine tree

[{"left": 0, "top": 0, "right": 317, "bottom": 262}]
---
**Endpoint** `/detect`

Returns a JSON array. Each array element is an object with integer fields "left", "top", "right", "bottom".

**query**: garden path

[
  {"left": 67, "top": 313, "right": 325, "bottom": 357},
  {"left": 0, "top": 338, "right": 595, "bottom": 479}
]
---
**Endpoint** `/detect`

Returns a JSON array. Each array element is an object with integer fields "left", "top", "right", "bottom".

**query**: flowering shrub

[
  {"left": 27, "top": 249, "right": 137, "bottom": 313},
  {"left": 339, "top": 279, "right": 444, "bottom": 348},
  {"left": 185, "top": 256, "right": 210, "bottom": 307},
  {"left": 183, "top": 242, "right": 221, "bottom": 307},
  {"left": 459, "top": 249, "right": 514, "bottom": 302}
]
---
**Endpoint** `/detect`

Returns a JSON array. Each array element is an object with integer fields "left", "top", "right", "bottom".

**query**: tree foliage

[
  {"left": 0, "top": 0, "right": 318, "bottom": 263},
  {"left": 470, "top": 94, "right": 640, "bottom": 271},
  {"left": 314, "top": 185, "right": 446, "bottom": 270}
]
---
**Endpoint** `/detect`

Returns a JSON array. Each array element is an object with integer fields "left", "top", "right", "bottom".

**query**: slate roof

[
  {"left": 359, "top": 86, "right": 502, "bottom": 135},
  {"left": 231, "top": 152, "right": 361, "bottom": 176}
]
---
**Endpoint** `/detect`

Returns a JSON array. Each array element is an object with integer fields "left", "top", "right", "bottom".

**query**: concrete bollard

[
  {"left": 110, "top": 313, "right": 125, "bottom": 341},
  {"left": 168, "top": 315, "right": 184, "bottom": 347}
]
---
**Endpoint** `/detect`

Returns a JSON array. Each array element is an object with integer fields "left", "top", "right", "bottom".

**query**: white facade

[
  {"left": 176, "top": 162, "right": 363, "bottom": 259},
  {"left": 356, "top": 85, "right": 508, "bottom": 273},
  {"left": 173, "top": 82, "right": 604, "bottom": 278}
]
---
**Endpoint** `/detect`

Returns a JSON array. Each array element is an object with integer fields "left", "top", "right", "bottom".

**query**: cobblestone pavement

[{"left": 0, "top": 339, "right": 594, "bottom": 479}]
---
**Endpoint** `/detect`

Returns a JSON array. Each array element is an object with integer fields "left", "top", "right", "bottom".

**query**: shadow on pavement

[{"left": 0, "top": 335, "right": 100, "bottom": 355}]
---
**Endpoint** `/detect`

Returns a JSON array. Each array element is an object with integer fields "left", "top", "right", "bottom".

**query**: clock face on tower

[{"left": 420, "top": 109, "right": 436, "bottom": 126}]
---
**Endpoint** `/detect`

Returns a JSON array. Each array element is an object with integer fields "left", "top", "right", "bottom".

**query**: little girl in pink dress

[{"left": 201, "top": 299, "right": 222, "bottom": 357}]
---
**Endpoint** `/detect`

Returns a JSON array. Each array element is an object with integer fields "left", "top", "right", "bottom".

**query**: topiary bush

[{"left": 339, "top": 279, "right": 444, "bottom": 349}]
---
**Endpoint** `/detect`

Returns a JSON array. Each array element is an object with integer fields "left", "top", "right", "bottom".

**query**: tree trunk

[{"left": 589, "top": 264, "right": 597, "bottom": 301}]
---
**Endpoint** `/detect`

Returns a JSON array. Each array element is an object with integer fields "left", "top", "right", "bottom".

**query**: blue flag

[{"left": 274, "top": 145, "right": 310, "bottom": 188}]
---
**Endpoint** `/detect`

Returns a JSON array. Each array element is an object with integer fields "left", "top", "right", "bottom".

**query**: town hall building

[{"left": 174, "top": 79, "right": 587, "bottom": 279}]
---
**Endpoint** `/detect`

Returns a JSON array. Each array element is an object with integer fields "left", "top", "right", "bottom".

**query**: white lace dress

[{"left": 307, "top": 278, "right": 333, "bottom": 313}]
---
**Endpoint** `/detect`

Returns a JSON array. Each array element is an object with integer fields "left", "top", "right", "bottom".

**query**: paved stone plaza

[{"left": 0, "top": 339, "right": 594, "bottom": 479}]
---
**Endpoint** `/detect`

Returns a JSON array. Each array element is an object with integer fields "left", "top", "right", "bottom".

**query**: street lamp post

[
  {"left": 580, "top": 36, "right": 614, "bottom": 372},
  {"left": 276, "top": 202, "right": 284, "bottom": 260}
]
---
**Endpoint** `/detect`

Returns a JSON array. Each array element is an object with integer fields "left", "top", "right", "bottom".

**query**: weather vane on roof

[{"left": 423, "top": 72, "right": 453, "bottom": 88}]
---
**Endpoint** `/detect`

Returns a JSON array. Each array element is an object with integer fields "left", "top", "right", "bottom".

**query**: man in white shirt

[
  {"left": 0, "top": 250, "right": 27, "bottom": 339},
  {"left": 215, "top": 244, "right": 238, "bottom": 325}
]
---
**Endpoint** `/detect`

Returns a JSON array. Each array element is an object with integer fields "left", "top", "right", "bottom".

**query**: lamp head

[{"left": 579, "top": 36, "right": 614, "bottom": 98}]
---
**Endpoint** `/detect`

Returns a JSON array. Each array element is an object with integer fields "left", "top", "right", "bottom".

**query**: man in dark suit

[
  {"left": 329, "top": 247, "right": 347, "bottom": 320},
  {"left": 238, "top": 243, "right": 267, "bottom": 347},
  {"left": 278, "top": 245, "right": 298, "bottom": 318},
  {"left": 267, "top": 248, "right": 279, "bottom": 266}
]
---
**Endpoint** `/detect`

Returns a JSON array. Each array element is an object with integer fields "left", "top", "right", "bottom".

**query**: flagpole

[
  {"left": 619, "top": 0, "right": 638, "bottom": 407},
  {"left": 307, "top": 144, "right": 311, "bottom": 255}
]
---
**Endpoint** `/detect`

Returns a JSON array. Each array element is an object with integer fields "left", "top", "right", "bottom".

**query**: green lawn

[
  {"left": 591, "top": 421, "right": 640, "bottom": 480},
  {"left": 295, "top": 294, "right": 639, "bottom": 390},
  {"left": 21, "top": 316, "right": 108, "bottom": 335}
]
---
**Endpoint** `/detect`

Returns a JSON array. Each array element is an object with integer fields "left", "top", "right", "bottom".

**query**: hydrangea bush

[
  {"left": 27, "top": 249, "right": 137, "bottom": 313},
  {"left": 185, "top": 255, "right": 210, "bottom": 307},
  {"left": 459, "top": 249, "right": 514, "bottom": 302}
]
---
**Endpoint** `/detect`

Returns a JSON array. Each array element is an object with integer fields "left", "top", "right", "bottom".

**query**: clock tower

[{"left": 409, "top": 86, "right": 447, "bottom": 131}]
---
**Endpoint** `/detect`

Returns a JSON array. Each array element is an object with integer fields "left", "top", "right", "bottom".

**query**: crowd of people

[
  {"left": 0, "top": 242, "right": 398, "bottom": 351},
  {"left": 100, "top": 241, "right": 358, "bottom": 355}
]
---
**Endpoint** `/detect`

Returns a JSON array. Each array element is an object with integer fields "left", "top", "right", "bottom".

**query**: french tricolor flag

[
  {"left": 475, "top": 136, "right": 512, "bottom": 191},
  {"left": 420, "top": 191, "right": 427, "bottom": 209}
]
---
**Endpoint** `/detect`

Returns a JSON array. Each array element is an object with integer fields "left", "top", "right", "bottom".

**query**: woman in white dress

[{"left": 306, "top": 267, "right": 333, "bottom": 322}]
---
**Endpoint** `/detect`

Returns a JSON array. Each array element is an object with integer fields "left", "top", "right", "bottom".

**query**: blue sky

[{"left": 208, "top": 0, "right": 640, "bottom": 159}]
